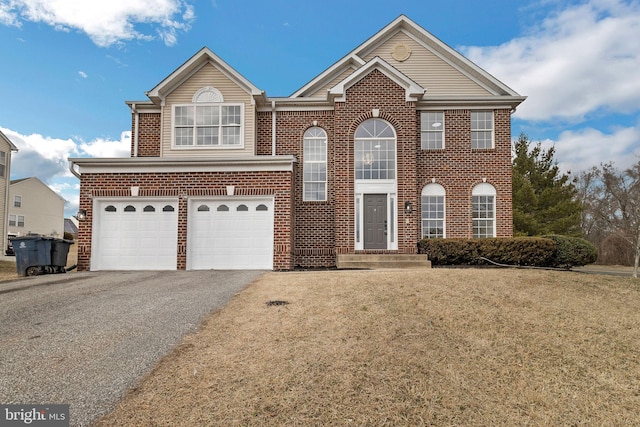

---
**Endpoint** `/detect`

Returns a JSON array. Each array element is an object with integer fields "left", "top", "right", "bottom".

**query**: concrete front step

[{"left": 337, "top": 254, "right": 431, "bottom": 270}]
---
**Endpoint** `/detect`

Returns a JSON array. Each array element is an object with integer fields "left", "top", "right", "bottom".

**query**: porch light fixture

[
  {"left": 404, "top": 201, "right": 414, "bottom": 214},
  {"left": 77, "top": 209, "right": 87, "bottom": 221}
]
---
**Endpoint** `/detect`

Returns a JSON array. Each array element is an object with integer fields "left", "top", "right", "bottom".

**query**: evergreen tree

[{"left": 512, "top": 133, "right": 582, "bottom": 236}]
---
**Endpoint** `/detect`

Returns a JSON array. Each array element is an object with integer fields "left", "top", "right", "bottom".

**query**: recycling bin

[
  {"left": 51, "top": 239, "right": 74, "bottom": 268},
  {"left": 12, "top": 236, "right": 53, "bottom": 276}
]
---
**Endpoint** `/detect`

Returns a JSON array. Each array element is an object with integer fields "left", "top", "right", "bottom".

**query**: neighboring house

[
  {"left": 0, "top": 129, "right": 19, "bottom": 253},
  {"left": 8, "top": 177, "right": 65, "bottom": 238},
  {"left": 64, "top": 217, "right": 79, "bottom": 240},
  {"left": 69, "top": 15, "right": 525, "bottom": 271}
]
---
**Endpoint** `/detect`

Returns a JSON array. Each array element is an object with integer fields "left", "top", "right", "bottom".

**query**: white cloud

[
  {"left": 463, "top": 0, "right": 640, "bottom": 122},
  {"left": 77, "top": 131, "right": 131, "bottom": 158},
  {"left": 1, "top": 0, "right": 195, "bottom": 47},
  {"left": 1, "top": 127, "right": 131, "bottom": 217},
  {"left": 539, "top": 124, "right": 640, "bottom": 175},
  {"left": 78, "top": 70, "right": 88, "bottom": 78}
]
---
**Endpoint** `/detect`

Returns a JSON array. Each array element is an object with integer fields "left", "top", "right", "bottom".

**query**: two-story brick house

[{"left": 69, "top": 15, "right": 525, "bottom": 271}]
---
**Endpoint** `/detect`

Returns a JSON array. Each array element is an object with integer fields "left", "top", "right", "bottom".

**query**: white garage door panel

[
  {"left": 93, "top": 200, "right": 178, "bottom": 270},
  {"left": 188, "top": 199, "right": 273, "bottom": 270}
]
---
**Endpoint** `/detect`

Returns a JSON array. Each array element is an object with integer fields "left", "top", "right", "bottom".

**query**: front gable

[{"left": 292, "top": 15, "right": 524, "bottom": 105}]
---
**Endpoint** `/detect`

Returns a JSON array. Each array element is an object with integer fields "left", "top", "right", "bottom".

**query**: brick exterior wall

[
  {"left": 130, "top": 112, "right": 161, "bottom": 157},
  {"left": 81, "top": 69, "right": 514, "bottom": 271},
  {"left": 416, "top": 109, "right": 513, "bottom": 238},
  {"left": 76, "top": 171, "right": 293, "bottom": 271}
]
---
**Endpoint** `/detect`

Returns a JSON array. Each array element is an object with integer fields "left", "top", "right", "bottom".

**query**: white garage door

[
  {"left": 92, "top": 199, "right": 178, "bottom": 270},
  {"left": 188, "top": 198, "right": 274, "bottom": 270}
]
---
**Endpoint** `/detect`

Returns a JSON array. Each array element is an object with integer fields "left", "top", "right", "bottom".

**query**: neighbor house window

[
  {"left": 421, "top": 112, "right": 444, "bottom": 149},
  {"left": 471, "top": 111, "right": 494, "bottom": 149},
  {"left": 303, "top": 127, "right": 327, "bottom": 201},
  {"left": 9, "top": 215, "right": 24, "bottom": 227},
  {"left": 14, "top": 195, "right": 21, "bottom": 208},
  {"left": 354, "top": 119, "right": 396, "bottom": 180},
  {"left": 472, "top": 183, "right": 496, "bottom": 238},
  {"left": 0, "top": 151, "right": 5, "bottom": 177},
  {"left": 421, "top": 183, "right": 445, "bottom": 238}
]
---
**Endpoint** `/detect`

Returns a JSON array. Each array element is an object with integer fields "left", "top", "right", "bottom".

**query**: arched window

[
  {"left": 256, "top": 204, "right": 268, "bottom": 211},
  {"left": 197, "top": 205, "right": 210, "bottom": 212},
  {"left": 421, "top": 183, "right": 445, "bottom": 238},
  {"left": 105, "top": 205, "right": 117, "bottom": 212},
  {"left": 217, "top": 205, "right": 229, "bottom": 212},
  {"left": 143, "top": 205, "right": 155, "bottom": 212},
  {"left": 472, "top": 183, "right": 496, "bottom": 238},
  {"left": 354, "top": 119, "right": 396, "bottom": 180},
  {"left": 162, "top": 205, "right": 175, "bottom": 212},
  {"left": 237, "top": 204, "right": 249, "bottom": 212},
  {"left": 124, "top": 205, "right": 136, "bottom": 212},
  {"left": 303, "top": 127, "right": 327, "bottom": 201}
]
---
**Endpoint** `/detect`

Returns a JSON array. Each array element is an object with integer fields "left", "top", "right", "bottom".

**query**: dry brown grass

[{"left": 94, "top": 268, "right": 640, "bottom": 426}]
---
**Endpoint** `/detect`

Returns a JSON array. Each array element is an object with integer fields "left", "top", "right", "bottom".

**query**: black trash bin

[
  {"left": 51, "top": 238, "right": 74, "bottom": 270},
  {"left": 12, "top": 236, "right": 54, "bottom": 276}
]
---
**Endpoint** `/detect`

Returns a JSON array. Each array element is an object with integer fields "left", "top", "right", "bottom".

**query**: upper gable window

[
  {"left": 173, "top": 87, "right": 243, "bottom": 149},
  {"left": 421, "top": 112, "right": 444, "bottom": 149},
  {"left": 471, "top": 111, "right": 494, "bottom": 149}
]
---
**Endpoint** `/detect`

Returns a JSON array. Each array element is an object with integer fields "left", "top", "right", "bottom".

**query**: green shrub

[
  {"left": 419, "top": 236, "right": 598, "bottom": 268},
  {"left": 418, "top": 237, "right": 555, "bottom": 267},
  {"left": 542, "top": 235, "right": 598, "bottom": 268}
]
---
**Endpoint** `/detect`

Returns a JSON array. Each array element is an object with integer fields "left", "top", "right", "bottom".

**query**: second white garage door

[{"left": 187, "top": 198, "right": 274, "bottom": 270}]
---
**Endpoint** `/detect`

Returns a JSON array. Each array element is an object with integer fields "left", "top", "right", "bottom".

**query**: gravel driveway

[{"left": 0, "top": 270, "right": 263, "bottom": 426}]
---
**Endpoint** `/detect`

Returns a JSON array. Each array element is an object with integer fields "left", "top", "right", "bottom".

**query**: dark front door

[{"left": 364, "top": 194, "right": 387, "bottom": 249}]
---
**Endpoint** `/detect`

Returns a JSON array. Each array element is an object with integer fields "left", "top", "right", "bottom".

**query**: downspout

[
  {"left": 132, "top": 103, "right": 139, "bottom": 157},
  {"left": 271, "top": 100, "right": 277, "bottom": 156},
  {"left": 4, "top": 146, "right": 17, "bottom": 251}
]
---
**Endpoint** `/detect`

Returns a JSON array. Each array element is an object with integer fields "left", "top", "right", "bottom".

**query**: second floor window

[
  {"left": 14, "top": 195, "right": 21, "bottom": 208},
  {"left": 173, "top": 104, "right": 243, "bottom": 147},
  {"left": 420, "top": 112, "right": 444, "bottom": 149},
  {"left": 9, "top": 214, "right": 24, "bottom": 227},
  {"left": 303, "top": 127, "right": 327, "bottom": 201},
  {"left": 471, "top": 111, "right": 494, "bottom": 149}
]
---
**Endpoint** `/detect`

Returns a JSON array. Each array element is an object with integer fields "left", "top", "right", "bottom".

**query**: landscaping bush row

[{"left": 418, "top": 235, "right": 598, "bottom": 268}]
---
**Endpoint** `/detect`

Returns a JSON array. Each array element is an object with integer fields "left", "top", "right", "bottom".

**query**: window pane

[
  {"left": 197, "top": 126, "right": 218, "bottom": 145},
  {"left": 175, "top": 127, "right": 193, "bottom": 146},
  {"left": 175, "top": 106, "right": 193, "bottom": 126},
  {"left": 303, "top": 127, "right": 327, "bottom": 201},
  {"left": 421, "top": 195, "right": 445, "bottom": 238},
  {"left": 471, "top": 111, "right": 493, "bottom": 149},
  {"left": 221, "top": 106, "right": 241, "bottom": 125},
  {"left": 196, "top": 105, "right": 218, "bottom": 126},
  {"left": 421, "top": 112, "right": 444, "bottom": 150},
  {"left": 222, "top": 127, "right": 241, "bottom": 145}
]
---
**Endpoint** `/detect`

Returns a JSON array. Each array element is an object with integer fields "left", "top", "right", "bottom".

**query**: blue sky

[{"left": 1, "top": 0, "right": 639, "bottom": 217}]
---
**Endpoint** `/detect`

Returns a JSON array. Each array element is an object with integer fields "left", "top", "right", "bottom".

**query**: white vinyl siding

[
  {"left": 361, "top": 32, "right": 492, "bottom": 97},
  {"left": 162, "top": 63, "right": 255, "bottom": 157}
]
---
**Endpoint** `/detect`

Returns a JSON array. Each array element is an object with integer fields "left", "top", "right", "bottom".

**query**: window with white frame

[
  {"left": 14, "top": 195, "right": 21, "bottom": 208},
  {"left": 472, "top": 183, "right": 496, "bottom": 238},
  {"left": 9, "top": 214, "right": 24, "bottom": 227},
  {"left": 173, "top": 87, "right": 243, "bottom": 148},
  {"left": 0, "top": 151, "right": 5, "bottom": 177},
  {"left": 303, "top": 127, "right": 327, "bottom": 201},
  {"left": 471, "top": 111, "right": 494, "bottom": 149},
  {"left": 354, "top": 119, "right": 396, "bottom": 180},
  {"left": 421, "top": 183, "right": 445, "bottom": 238},
  {"left": 421, "top": 112, "right": 444, "bottom": 149}
]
